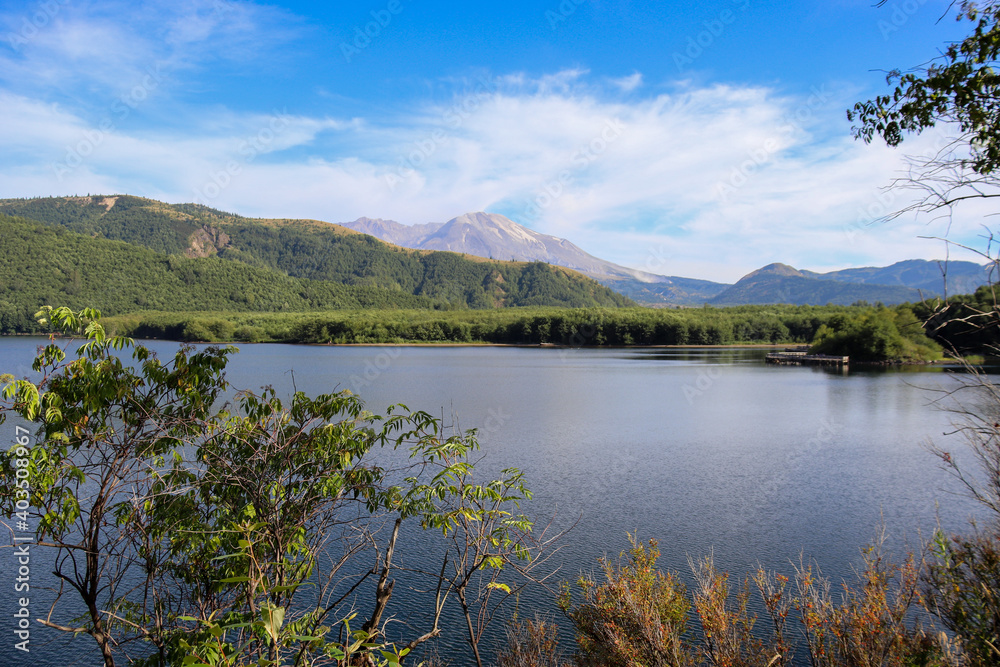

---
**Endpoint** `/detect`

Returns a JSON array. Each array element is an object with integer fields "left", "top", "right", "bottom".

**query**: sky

[{"left": 0, "top": 0, "right": 990, "bottom": 282}]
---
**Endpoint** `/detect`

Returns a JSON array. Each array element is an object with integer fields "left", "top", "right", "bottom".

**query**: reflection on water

[{"left": 0, "top": 338, "right": 992, "bottom": 665}]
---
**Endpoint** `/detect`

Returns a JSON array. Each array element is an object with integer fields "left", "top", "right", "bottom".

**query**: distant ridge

[
  {"left": 705, "top": 261, "right": 990, "bottom": 306},
  {"left": 339, "top": 213, "right": 991, "bottom": 306},
  {"left": 803, "top": 259, "right": 992, "bottom": 296},
  {"left": 5, "top": 196, "right": 987, "bottom": 309}
]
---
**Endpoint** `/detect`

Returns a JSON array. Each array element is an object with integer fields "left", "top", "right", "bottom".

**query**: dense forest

[
  {"left": 0, "top": 211, "right": 632, "bottom": 333},
  {"left": 913, "top": 284, "right": 1000, "bottom": 353},
  {"left": 0, "top": 214, "right": 434, "bottom": 333},
  {"left": 0, "top": 195, "right": 223, "bottom": 254},
  {"left": 99, "top": 304, "right": 878, "bottom": 345}
]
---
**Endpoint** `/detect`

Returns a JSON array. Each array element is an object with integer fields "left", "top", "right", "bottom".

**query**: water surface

[{"left": 0, "top": 339, "right": 989, "bottom": 665}]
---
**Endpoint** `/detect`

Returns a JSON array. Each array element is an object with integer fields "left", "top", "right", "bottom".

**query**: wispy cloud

[
  {"left": 0, "top": 2, "right": 985, "bottom": 281},
  {"left": 611, "top": 72, "right": 643, "bottom": 93}
]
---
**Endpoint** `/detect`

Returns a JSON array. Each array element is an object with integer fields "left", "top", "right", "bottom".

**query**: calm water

[{"left": 0, "top": 338, "right": 991, "bottom": 665}]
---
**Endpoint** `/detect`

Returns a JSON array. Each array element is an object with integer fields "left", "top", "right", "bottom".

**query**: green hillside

[
  {"left": 0, "top": 196, "right": 633, "bottom": 314},
  {"left": 0, "top": 214, "right": 438, "bottom": 333},
  {"left": 0, "top": 195, "right": 224, "bottom": 255},
  {"left": 0, "top": 197, "right": 633, "bottom": 333}
]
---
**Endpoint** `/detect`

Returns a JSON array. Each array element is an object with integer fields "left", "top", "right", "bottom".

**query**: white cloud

[
  {"left": 0, "top": 61, "right": 990, "bottom": 282},
  {"left": 611, "top": 72, "right": 643, "bottom": 92}
]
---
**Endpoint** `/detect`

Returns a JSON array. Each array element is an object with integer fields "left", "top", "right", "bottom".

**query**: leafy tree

[
  {"left": 0, "top": 306, "right": 233, "bottom": 665},
  {"left": 848, "top": 1, "right": 1000, "bottom": 223},
  {"left": 0, "top": 307, "right": 547, "bottom": 666},
  {"left": 851, "top": 10, "right": 1000, "bottom": 659},
  {"left": 809, "top": 307, "right": 943, "bottom": 362},
  {"left": 850, "top": 2, "right": 1000, "bottom": 175}
]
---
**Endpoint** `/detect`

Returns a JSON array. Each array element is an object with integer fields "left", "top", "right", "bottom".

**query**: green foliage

[
  {"left": 848, "top": 2, "right": 1000, "bottom": 175},
  {"left": 0, "top": 195, "right": 204, "bottom": 254},
  {"left": 809, "top": 306, "right": 944, "bottom": 362},
  {"left": 0, "top": 196, "right": 633, "bottom": 320},
  {"left": 102, "top": 304, "right": 866, "bottom": 346},
  {"left": 911, "top": 285, "right": 1000, "bottom": 354},
  {"left": 0, "top": 213, "right": 435, "bottom": 332},
  {"left": 0, "top": 307, "right": 541, "bottom": 667},
  {"left": 924, "top": 530, "right": 1000, "bottom": 667}
]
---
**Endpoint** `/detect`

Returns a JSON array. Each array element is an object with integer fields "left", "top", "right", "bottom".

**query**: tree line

[{"left": 100, "top": 304, "right": 951, "bottom": 364}]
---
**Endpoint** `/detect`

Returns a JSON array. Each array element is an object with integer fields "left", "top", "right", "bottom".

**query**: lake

[{"left": 0, "top": 338, "right": 991, "bottom": 665}]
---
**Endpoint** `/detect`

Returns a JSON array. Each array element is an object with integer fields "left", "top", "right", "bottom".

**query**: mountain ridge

[
  {"left": 338, "top": 211, "right": 991, "bottom": 305},
  {"left": 0, "top": 196, "right": 635, "bottom": 320},
  {"left": 2, "top": 195, "right": 991, "bottom": 308}
]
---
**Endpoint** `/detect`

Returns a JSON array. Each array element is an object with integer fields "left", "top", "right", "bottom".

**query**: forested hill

[
  {"left": 0, "top": 196, "right": 633, "bottom": 331},
  {"left": 0, "top": 214, "right": 437, "bottom": 332}
]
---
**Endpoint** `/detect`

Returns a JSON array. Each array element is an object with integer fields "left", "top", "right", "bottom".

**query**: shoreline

[
  {"left": 1, "top": 335, "right": 976, "bottom": 367},
  {"left": 0, "top": 334, "right": 792, "bottom": 350}
]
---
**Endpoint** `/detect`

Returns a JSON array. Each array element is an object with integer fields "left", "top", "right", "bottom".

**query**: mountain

[
  {"left": 803, "top": 259, "right": 991, "bottom": 296},
  {"left": 339, "top": 211, "right": 738, "bottom": 305},
  {"left": 0, "top": 196, "right": 634, "bottom": 331},
  {"left": 340, "top": 212, "right": 668, "bottom": 282},
  {"left": 594, "top": 276, "right": 730, "bottom": 305},
  {"left": 345, "top": 217, "right": 442, "bottom": 247},
  {"left": 708, "top": 263, "right": 927, "bottom": 306},
  {"left": 5, "top": 196, "right": 988, "bottom": 311},
  {"left": 340, "top": 213, "right": 997, "bottom": 306}
]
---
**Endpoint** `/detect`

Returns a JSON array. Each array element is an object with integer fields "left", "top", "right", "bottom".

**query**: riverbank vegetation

[
  {"left": 100, "top": 304, "right": 840, "bottom": 345},
  {"left": 0, "top": 308, "right": 555, "bottom": 667},
  {"left": 809, "top": 306, "right": 944, "bottom": 363},
  {"left": 98, "top": 303, "right": 950, "bottom": 363}
]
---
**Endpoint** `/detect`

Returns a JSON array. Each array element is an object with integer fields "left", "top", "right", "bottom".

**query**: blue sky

[{"left": 0, "top": 0, "right": 985, "bottom": 282}]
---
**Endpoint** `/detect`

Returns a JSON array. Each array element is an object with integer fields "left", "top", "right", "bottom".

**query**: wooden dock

[{"left": 765, "top": 350, "right": 849, "bottom": 366}]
